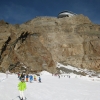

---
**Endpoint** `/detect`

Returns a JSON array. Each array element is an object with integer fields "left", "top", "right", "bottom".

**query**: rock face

[{"left": 0, "top": 14, "right": 100, "bottom": 73}]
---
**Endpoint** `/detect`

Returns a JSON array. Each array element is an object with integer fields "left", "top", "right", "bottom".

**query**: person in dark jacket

[
  {"left": 20, "top": 73, "right": 25, "bottom": 80},
  {"left": 38, "top": 77, "right": 41, "bottom": 83}
]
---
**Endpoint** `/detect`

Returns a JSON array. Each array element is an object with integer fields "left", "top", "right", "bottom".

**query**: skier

[
  {"left": 38, "top": 76, "right": 41, "bottom": 83},
  {"left": 20, "top": 73, "right": 25, "bottom": 80},
  {"left": 34, "top": 75, "right": 37, "bottom": 81},
  {"left": 18, "top": 73, "right": 20, "bottom": 79},
  {"left": 58, "top": 75, "right": 60, "bottom": 78},
  {"left": 29, "top": 74, "right": 33, "bottom": 83},
  {"left": 26, "top": 74, "right": 29, "bottom": 82},
  {"left": 18, "top": 78, "right": 26, "bottom": 100}
]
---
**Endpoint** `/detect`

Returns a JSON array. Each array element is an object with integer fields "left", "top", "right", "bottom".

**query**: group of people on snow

[
  {"left": 17, "top": 73, "right": 41, "bottom": 100},
  {"left": 18, "top": 73, "right": 41, "bottom": 83}
]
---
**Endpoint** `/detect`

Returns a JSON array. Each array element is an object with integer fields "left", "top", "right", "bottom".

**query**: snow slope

[
  {"left": 0, "top": 71, "right": 100, "bottom": 100},
  {"left": 56, "top": 62, "right": 98, "bottom": 76}
]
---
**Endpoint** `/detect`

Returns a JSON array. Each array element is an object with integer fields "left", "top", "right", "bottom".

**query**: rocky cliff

[{"left": 0, "top": 14, "right": 100, "bottom": 73}]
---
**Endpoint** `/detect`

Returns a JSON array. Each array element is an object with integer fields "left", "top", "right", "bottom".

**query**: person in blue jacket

[
  {"left": 26, "top": 74, "right": 29, "bottom": 82},
  {"left": 29, "top": 74, "right": 33, "bottom": 83}
]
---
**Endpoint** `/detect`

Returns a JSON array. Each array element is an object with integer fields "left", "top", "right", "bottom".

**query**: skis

[
  {"left": 12, "top": 96, "right": 27, "bottom": 100},
  {"left": 18, "top": 96, "right": 27, "bottom": 100}
]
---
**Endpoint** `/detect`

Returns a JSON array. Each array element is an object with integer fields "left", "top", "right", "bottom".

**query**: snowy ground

[{"left": 0, "top": 71, "right": 100, "bottom": 100}]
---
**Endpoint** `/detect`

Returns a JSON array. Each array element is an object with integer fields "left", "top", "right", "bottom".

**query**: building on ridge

[{"left": 58, "top": 10, "right": 77, "bottom": 18}]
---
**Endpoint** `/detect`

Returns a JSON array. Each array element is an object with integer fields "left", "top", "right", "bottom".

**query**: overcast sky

[{"left": 0, "top": 0, "right": 100, "bottom": 24}]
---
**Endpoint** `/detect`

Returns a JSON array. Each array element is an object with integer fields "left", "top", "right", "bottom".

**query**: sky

[
  {"left": 0, "top": 0, "right": 100, "bottom": 24},
  {"left": 0, "top": 63, "right": 100, "bottom": 100},
  {"left": 0, "top": 70, "right": 100, "bottom": 100}
]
